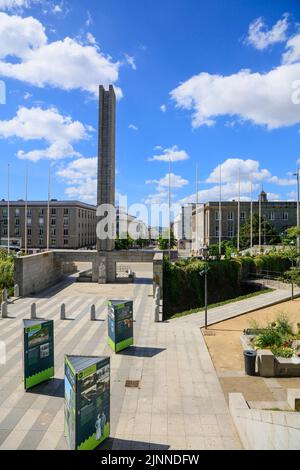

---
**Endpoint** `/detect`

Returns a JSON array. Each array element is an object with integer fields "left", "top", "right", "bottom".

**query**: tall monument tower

[{"left": 97, "top": 85, "right": 116, "bottom": 252}]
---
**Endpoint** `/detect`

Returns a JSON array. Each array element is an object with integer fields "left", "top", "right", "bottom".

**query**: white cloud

[
  {"left": 85, "top": 10, "right": 93, "bottom": 27},
  {"left": 52, "top": 4, "right": 62, "bottom": 14},
  {"left": 86, "top": 32, "right": 97, "bottom": 46},
  {"left": 180, "top": 182, "right": 280, "bottom": 205},
  {"left": 207, "top": 158, "right": 296, "bottom": 187},
  {"left": 246, "top": 14, "right": 289, "bottom": 50},
  {"left": 124, "top": 53, "right": 136, "bottom": 70},
  {"left": 128, "top": 123, "right": 138, "bottom": 131},
  {"left": 282, "top": 34, "right": 300, "bottom": 64},
  {"left": 57, "top": 157, "right": 97, "bottom": 203},
  {"left": 170, "top": 63, "right": 300, "bottom": 129},
  {"left": 24, "top": 91, "right": 32, "bottom": 100},
  {"left": 146, "top": 172, "right": 188, "bottom": 189},
  {"left": 0, "top": 12, "right": 122, "bottom": 98},
  {"left": 0, "top": 106, "right": 91, "bottom": 161},
  {"left": 160, "top": 104, "right": 166, "bottom": 112},
  {"left": 0, "top": 0, "right": 38, "bottom": 10},
  {"left": 149, "top": 145, "right": 189, "bottom": 162}
]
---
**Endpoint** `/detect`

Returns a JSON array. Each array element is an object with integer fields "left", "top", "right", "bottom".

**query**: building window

[
  {"left": 39, "top": 228, "right": 44, "bottom": 236},
  {"left": 39, "top": 208, "right": 44, "bottom": 216},
  {"left": 39, "top": 238, "right": 43, "bottom": 246},
  {"left": 215, "top": 211, "right": 220, "bottom": 221},
  {"left": 63, "top": 217, "right": 69, "bottom": 226},
  {"left": 283, "top": 212, "right": 289, "bottom": 221},
  {"left": 39, "top": 217, "right": 44, "bottom": 226},
  {"left": 27, "top": 218, "right": 32, "bottom": 227},
  {"left": 51, "top": 208, "right": 56, "bottom": 215},
  {"left": 64, "top": 229, "right": 69, "bottom": 236},
  {"left": 64, "top": 238, "right": 69, "bottom": 245},
  {"left": 28, "top": 238, "right": 32, "bottom": 245},
  {"left": 228, "top": 225, "right": 234, "bottom": 237},
  {"left": 64, "top": 208, "right": 69, "bottom": 215},
  {"left": 27, "top": 209, "right": 32, "bottom": 216},
  {"left": 3, "top": 218, "right": 7, "bottom": 226},
  {"left": 240, "top": 211, "right": 246, "bottom": 220},
  {"left": 3, "top": 228, "right": 7, "bottom": 236},
  {"left": 51, "top": 218, "right": 56, "bottom": 226},
  {"left": 15, "top": 228, "right": 20, "bottom": 236},
  {"left": 51, "top": 228, "right": 56, "bottom": 236},
  {"left": 228, "top": 211, "right": 234, "bottom": 221},
  {"left": 3, "top": 208, "right": 7, "bottom": 216},
  {"left": 15, "top": 208, "right": 20, "bottom": 216},
  {"left": 15, "top": 218, "right": 20, "bottom": 226},
  {"left": 215, "top": 225, "right": 219, "bottom": 237},
  {"left": 27, "top": 228, "right": 32, "bottom": 236},
  {"left": 51, "top": 239, "right": 56, "bottom": 246},
  {"left": 269, "top": 212, "right": 275, "bottom": 221}
]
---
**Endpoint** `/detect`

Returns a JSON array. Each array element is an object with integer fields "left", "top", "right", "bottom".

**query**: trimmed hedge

[
  {"left": 163, "top": 253, "right": 292, "bottom": 318},
  {"left": 0, "top": 250, "right": 14, "bottom": 299}
]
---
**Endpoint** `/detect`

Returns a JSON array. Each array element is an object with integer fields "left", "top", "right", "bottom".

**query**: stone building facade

[
  {"left": 0, "top": 200, "right": 97, "bottom": 250},
  {"left": 192, "top": 192, "right": 297, "bottom": 249}
]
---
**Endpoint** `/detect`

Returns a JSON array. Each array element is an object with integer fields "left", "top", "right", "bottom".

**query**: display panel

[
  {"left": 108, "top": 300, "right": 133, "bottom": 353},
  {"left": 23, "top": 319, "right": 54, "bottom": 390}
]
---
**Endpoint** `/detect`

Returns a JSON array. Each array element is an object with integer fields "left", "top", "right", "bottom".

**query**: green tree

[
  {"left": 238, "top": 213, "right": 281, "bottom": 249},
  {"left": 158, "top": 229, "right": 176, "bottom": 250},
  {"left": 115, "top": 234, "right": 134, "bottom": 250},
  {"left": 282, "top": 226, "right": 300, "bottom": 246}
]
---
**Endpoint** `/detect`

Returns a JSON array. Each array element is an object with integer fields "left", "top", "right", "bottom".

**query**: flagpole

[
  {"left": 7, "top": 163, "right": 10, "bottom": 255},
  {"left": 168, "top": 157, "right": 171, "bottom": 259},
  {"left": 219, "top": 164, "right": 222, "bottom": 256},
  {"left": 47, "top": 164, "right": 51, "bottom": 251},
  {"left": 250, "top": 182, "right": 253, "bottom": 253},
  {"left": 24, "top": 162, "right": 28, "bottom": 255},
  {"left": 259, "top": 186, "right": 262, "bottom": 252},
  {"left": 196, "top": 162, "right": 198, "bottom": 254},
  {"left": 237, "top": 167, "right": 240, "bottom": 252}
]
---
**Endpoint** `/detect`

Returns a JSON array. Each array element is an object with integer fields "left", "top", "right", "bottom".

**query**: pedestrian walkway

[
  {"left": 175, "top": 286, "right": 300, "bottom": 327},
  {"left": 0, "top": 264, "right": 241, "bottom": 450}
]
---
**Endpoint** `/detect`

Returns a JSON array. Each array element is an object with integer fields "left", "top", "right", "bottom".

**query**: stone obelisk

[{"left": 97, "top": 84, "right": 116, "bottom": 252}]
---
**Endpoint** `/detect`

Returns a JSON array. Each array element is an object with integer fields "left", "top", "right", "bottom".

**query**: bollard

[
  {"left": 1, "top": 302, "right": 8, "bottom": 318},
  {"left": 14, "top": 284, "right": 19, "bottom": 298},
  {"left": 2, "top": 288, "right": 7, "bottom": 303},
  {"left": 30, "top": 303, "right": 36, "bottom": 319},
  {"left": 154, "top": 303, "right": 159, "bottom": 322},
  {"left": 60, "top": 303, "right": 66, "bottom": 320},
  {"left": 90, "top": 304, "right": 96, "bottom": 321}
]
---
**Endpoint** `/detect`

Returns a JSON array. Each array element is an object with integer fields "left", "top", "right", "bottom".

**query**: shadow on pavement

[
  {"left": 26, "top": 378, "right": 64, "bottom": 398},
  {"left": 118, "top": 346, "right": 165, "bottom": 357},
  {"left": 98, "top": 437, "right": 169, "bottom": 450}
]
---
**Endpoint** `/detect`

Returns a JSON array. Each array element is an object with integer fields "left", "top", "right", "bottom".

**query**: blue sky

[{"left": 1, "top": 0, "right": 300, "bottom": 218}]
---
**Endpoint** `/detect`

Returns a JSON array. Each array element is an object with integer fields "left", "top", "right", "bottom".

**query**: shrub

[{"left": 271, "top": 346, "right": 294, "bottom": 358}]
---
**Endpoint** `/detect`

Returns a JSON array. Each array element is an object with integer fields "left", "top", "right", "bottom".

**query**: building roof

[{"left": 0, "top": 200, "right": 96, "bottom": 210}]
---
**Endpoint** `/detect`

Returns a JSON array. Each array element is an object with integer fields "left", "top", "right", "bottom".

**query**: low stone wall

[
  {"left": 229, "top": 393, "right": 300, "bottom": 449},
  {"left": 14, "top": 251, "right": 63, "bottom": 296}
]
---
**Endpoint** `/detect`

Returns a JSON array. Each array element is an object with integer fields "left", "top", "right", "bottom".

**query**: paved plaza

[{"left": 0, "top": 262, "right": 244, "bottom": 450}]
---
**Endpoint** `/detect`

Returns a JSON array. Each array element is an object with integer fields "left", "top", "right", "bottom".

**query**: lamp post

[
  {"left": 293, "top": 169, "right": 300, "bottom": 254},
  {"left": 200, "top": 244, "right": 209, "bottom": 329}
]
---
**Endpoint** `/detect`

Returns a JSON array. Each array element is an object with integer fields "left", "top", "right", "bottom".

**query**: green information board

[
  {"left": 108, "top": 300, "right": 133, "bottom": 353},
  {"left": 64, "top": 355, "right": 110, "bottom": 450},
  {"left": 23, "top": 319, "right": 54, "bottom": 390}
]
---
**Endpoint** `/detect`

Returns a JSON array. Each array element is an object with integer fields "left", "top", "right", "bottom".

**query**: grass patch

[{"left": 169, "top": 288, "right": 273, "bottom": 319}]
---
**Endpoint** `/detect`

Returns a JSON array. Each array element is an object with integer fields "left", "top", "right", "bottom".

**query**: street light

[
  {"left": 293, "top": 169, "right": 300, "bottom": 254},
  {"left": 200, "top": 244, "right": 209, "bottom": 329}
]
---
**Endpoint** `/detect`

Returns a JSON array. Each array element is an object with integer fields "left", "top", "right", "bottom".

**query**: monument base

[{"left": 92, "top": 252, "right": 116, "bottom": 284}]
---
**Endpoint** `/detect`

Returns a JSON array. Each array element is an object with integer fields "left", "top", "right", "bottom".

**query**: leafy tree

[
  {"left": 282, "top": 226, "right": 300, "bottom": 246},
  {"left": 135, "top": 238, "right": 150, "bottom": 248},
  {"left": 158, "top": 229, "right": 176, "bottom": 250},
  {"left": 115, "top": 234, "right": 134, "bottom": 250},
  {"left": 238, "top": 213, "right": 281, "bottom": 249}
]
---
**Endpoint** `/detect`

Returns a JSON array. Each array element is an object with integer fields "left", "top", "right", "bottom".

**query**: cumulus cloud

[
  {"left": 147, "top": 172, "right": 188, "bottom": 189},
  {"left": 207, "top": 158, "right": 271, "bottom": 183},
  {"left": 145, "top": 172, "right": 188, "bottom": 205},
  {"left": 148, "top": 145, "right": 189, "bottom": 162},
  {"left": 282, "top": 34, "right": 300, "bottom": 64},
  {"left": 0, "top": 12, "right": 122, "bottom": 98},
  {"left": 170, "top": 63, "right": 300, "bottom": 129},
  {"left": 0, "top": 106, "right": 91, "bottom": 161},
  {"left": 57, "top": 157, "right": 97, "bottom": 203},
  {"left": 160, "top": 104, "right": 166, "bottom": 112},
  {"left": 246, "top": 14, "right": 289, "bottom": 50}
]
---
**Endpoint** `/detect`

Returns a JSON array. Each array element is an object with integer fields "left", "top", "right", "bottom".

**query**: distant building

[
  {"left": 174, "top": 203, "right": 195, "bottom": 249},
  {"left": 0, "top": 200, "right": 97, "bottom": 250},
  {"left": 191, "top": 191, "right": 297, "bottom": 249},
  {"left": 116, "top": 206, "right": 148, "bottom": 240}
]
